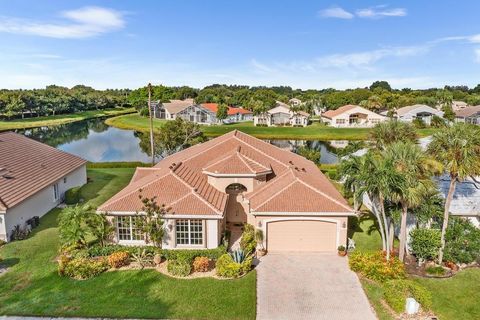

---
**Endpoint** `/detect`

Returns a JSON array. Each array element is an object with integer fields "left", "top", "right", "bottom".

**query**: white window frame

[
  {"left": 53, "top": 183, "right": 59, "bottom": 202},
  {"left": 116, "top": 216, "right": 145, "bottom": 244},
  {"left": 175, "top": 219, "right": 204, "bottom": 247}
]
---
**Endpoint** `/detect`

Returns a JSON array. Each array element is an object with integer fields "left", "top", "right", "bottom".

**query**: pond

[{"left": 17, "top": 118, "right": 343, "bottom": 164}]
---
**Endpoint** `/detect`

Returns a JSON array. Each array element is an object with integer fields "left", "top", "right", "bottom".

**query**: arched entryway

[{"left": 225, "top": 184, "right": 248, "bottom": 224}]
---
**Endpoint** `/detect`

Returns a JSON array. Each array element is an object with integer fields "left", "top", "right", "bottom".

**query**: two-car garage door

[{"left": 267, "top": 220, "right": 337, "bottom": 252}]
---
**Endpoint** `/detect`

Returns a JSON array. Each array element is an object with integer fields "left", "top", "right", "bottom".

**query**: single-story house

[
  {"left": 98, "top": 130, "right": 353, "bottom": 252},
  {"left": 151, "top": 99, "right": 218, "bottom": 125},
  {"left": 201, "top": 103, "right": 253, "bottom": 123},
  {"left": 254, "top": 101, "right": 310, "bottom": 127},
  {"left": 321, "top": 105, "right": 387, "bottom": 128},
  {"left": 454, "top": 105, "right": 480, "bottom": 125},
  {"left": 391, "top": 104, "right": 444, "bottom": 125},
  {"left": 437, "top": 100, "right": 469, "bottom": 112},
  {"left": 0, "top": 132, "right": 87, "bottom": 242}
]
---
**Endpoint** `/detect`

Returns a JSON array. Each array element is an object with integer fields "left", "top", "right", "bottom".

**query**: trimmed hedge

[
  {"left": 87, "top": 244, "right": 227, "bottom": 263},
  {"left": 65, "top": 187, "right": 81, "bottom": 205},
  {"left": 383, "top": 280, "right": 432, "bottom": 313},
  {"left": 216, "top": 253, "right": 252, "bottom": 278}
]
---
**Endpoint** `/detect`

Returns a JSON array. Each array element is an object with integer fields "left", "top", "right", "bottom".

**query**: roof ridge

[
  {"left": 232, "top": 134, "right": 288, "bottom": 169},
  {"left": 238, "top": 151, "right": 270, "bottom": 171},
  {"left": 235, "top": 151, "right": 256, "bottom": 174},
  {"left": 251, "top": 178, "right": 297, "bottom": 211},
  {"left": 169, "top": 169, "right": 223, "bottom": 214}
]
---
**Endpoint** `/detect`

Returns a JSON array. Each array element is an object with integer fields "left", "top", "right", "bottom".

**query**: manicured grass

[
  {"left": 105, "top": 114, "right": 437, "bottom": 140},
  {"left": 359, "top": 278, "right": 394, "bottom": 320},
  {"left": 413, "top": 268, "right": 480, "bottom": 320},
  {"left": 349, "top": 213, "right": 384, "bottom": 252},
  {"left": 0, "top": 107, "right": 136, "bottom": 131},
  {"left": 0, "top": 168, "right": 256, "bottom": 319}
]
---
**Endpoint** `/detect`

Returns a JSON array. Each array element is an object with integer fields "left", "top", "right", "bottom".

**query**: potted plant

[
  {"left": 255, "top": 229, "right": 267, "bottom": 256},
  {"left": 337, "top": 245, "right": 347, "bottom": 256}
]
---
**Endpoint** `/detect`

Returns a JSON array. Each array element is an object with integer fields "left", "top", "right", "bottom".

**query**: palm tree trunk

[
  {"left": 438, "top": 177, "right": 457, "bottom": 264},
  {"left": 371, "top": 194, "right": 387, "bottom": 252},
  {"left": 389, "top": 219, "right": 395, "bottom": 253},
  {"left": 399, "top": 203, "right": 408, "bottom": 261},
  {"left": 379, "top": 198, "right": 390, "bottom": 260}
]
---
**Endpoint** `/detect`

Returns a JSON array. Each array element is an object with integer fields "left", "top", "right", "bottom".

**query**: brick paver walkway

[{"left": 256, "top": 253, "right": 377, "bottom": 320}]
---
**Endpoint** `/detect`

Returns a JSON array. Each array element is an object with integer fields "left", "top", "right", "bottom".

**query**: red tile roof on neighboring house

[
  {"left": 321, "top": 105, "right": 358, "bottom": 119},
  {"left": 202, "top": 103, "right": 253, "bottom": 115},
  {"left": 98, "top": 130, "right": 352, "bottom": 216},
  {"left": 0, "top": 132, "right": 87, "bottom": 211}
]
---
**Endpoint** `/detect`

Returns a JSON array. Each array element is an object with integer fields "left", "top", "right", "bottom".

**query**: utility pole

[{"left": 147, "top": 83, "right": 155, "bottom": 165}]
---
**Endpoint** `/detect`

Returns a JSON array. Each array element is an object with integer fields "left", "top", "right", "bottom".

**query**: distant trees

[
  {"left": 370, "top": 81, "right": 392, "bottom": 92},
  {"left": 216, "top": 103, "right": 229, "bottom": 122}
]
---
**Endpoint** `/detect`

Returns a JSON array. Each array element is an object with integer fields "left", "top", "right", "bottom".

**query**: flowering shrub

[
  {"left": 107, "top": 251, "right": 130, "bottom": 269},
  {"left": 63, "top": 257, "right": 109, "bottom": 280},
  {"left": 193, "top": 256, "right": 209, "bottom": 272},
  {"left": 348, "top": 251, "right": 406, "bottom": 282},
  {"left": 167, "top": 260, "right": 191, "bottom": 277},
  {"left": 383, "top": 280, "right": 432, "bottom": 313}
]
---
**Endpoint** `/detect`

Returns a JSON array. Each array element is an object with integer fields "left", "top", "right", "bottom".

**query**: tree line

[{"left": 3, "top": 81, "right": 480, "bottom": 120}]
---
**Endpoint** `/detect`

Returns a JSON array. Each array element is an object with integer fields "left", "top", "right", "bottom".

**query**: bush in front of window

[
  {"left": 167, "top": 259, "right": 191, "bottom": 277},
  {"left": 216, "top": 253, "right": 253, "bottom": 278},
  {"left": 192, "top": 256, "right": 210, "bottom": 272},
  {"left": 62, "top": 257, "right": 109, "bottom": 280},
  {"left": 65, "top": 187, "right": 81, "bottom": 205},
  {"left": 107, "top": 251, "right": 130, "bottom": 269},
  {"left": 163, "top": 246, "right": 227, "bottom": 263}
]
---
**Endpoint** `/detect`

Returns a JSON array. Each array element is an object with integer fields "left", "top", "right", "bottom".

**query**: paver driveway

[{"left": 256, "top": 253, "right": 377, "bottom": 320}]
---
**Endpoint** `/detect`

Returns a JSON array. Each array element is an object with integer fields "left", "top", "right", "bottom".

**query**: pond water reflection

[{"left": 17, "top": 118, "right": 341, "bottom": 164}]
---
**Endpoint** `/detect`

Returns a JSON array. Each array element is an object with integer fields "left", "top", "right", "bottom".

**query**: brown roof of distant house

[
  {"left": 162, "top": 99, "right": 195, "bottom": 114},
  {"left": 455, "top": 105, "right": 480, "bottom": 118},
  {"left": 322, "top": 105, "right": 358, "bottom": 119},
  {"left": 99, "top": 130, "right": 352, "bottom": 216},
  {"left": 0, "top": 132, "right": 86, "bottom": 211}
]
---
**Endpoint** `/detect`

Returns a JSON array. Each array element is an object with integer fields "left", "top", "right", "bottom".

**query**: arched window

[{"left": 226, "top": 183, "right": 247, "bottom": 192}]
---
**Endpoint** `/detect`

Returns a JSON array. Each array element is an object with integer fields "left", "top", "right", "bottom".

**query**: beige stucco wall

[
  {"left": 251, "top": 215, "right": 348, "bottom": 249},
  {"left": 3, "top": 165, "right": 86, "bottom": 241}
]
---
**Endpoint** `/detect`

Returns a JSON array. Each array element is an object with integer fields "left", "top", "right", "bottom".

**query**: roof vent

[
  {"left": 301, "top": 168, "right": 306, "bottom": 172},
  {"left": 289, "top": 160, "right": 294, "bottom": 165}
]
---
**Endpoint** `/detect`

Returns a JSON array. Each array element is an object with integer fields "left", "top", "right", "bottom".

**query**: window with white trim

[
  {"left": 176, "top": 219, "right": 203, "bottom": 245},
  {"left": 335, "top": 119, "right": 346, "bottom": 124},
  {"left": 116, "top": 216, "right": 145, "bottom": 241}
]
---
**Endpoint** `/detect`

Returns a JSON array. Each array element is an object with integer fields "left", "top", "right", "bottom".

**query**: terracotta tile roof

[
  {"left": 322, "top": 105, "right": 358, "bottom": 119},
  {"left": 0, "top": 132, "right": 86, "bottom": 211},
  {"left": 99, "top": 130, "right": 352, "bottom": 216},
  {"left": 455, "top": 105, "right": 480, "bottom": 118},
  {"left": 202, "top": 103, "right": 253, "bottom": 115}
]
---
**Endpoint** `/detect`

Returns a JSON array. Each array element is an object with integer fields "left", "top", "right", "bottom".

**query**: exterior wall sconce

[
  {"left": 342, "top": 221, "right": 347, "bottom": 229},
  {"left": 168, "top": 223, "right": 173, "bottom": 231},
  {"left": 257, "top": 221, "right": 262, "bottom": 228}
]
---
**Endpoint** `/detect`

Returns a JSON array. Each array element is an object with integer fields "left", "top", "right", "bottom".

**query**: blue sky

[{"left": 0, "top": 0, "right": 479, "bottom": 90}]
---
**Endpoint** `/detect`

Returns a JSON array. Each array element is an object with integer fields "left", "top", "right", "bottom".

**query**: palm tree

[
  {"left": 370, "top": 120, "right": 417, "bottom": 149},
  {"left": 383, "top": 142, "right": 441, "bottom": 261},
  {"left": 340, "top": 152, "right": 404, "bottom": 259},
  {"left": 427, "top": 123, "right": 480, "bottom": 263}
]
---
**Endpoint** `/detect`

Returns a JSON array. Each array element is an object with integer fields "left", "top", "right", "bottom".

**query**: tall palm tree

[
  {"left": 370, "top": 120, "right": 417, "bottom": 149},
  {"left": 427, "top": 123, "right": 480, "bottom": 263},
  {"left": 383, "top": 142, "right": 441, "bottom": 261},
  {"left": 340, "top": 152, "right": 404, "bottom": 259}
]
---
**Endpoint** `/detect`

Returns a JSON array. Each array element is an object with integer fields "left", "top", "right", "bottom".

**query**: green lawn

[
  {"left": 106, "top": 114, "right": 437, "bottom": 140},
  {"left": 0, "top": 107, "right": 136, "bottom": 131},
  {"left": 0, "top": 168, "right": 256, "bottom": 319},
  {"left": 350, "top": 214, "right": 480, "bottom": 320}
]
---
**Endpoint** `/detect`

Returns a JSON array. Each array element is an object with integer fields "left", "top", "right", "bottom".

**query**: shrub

[
  {"left": 240, "top": 224, "right": 256, "bottom": 255},
  {"left": 444, "top": 217, "right": 480, "bottom": 264},
  {"left": 412, "top": 118, "right": 426, "bottom": 128},
  {"left": 163, "top": 246, "right": 227, "bottom": 263},
  {"left": 425, "top": 266, "right": 445, "bottom": 276},
  {"left": 0, "top": 239, "right": 5, "bottom": 247},
  {"left": 192, "top": 256, "right": 209, "bottom": 272},
  {"left": 63, "top": 257, "right": 109, "bottom": 280},
  {"left": 338, "top": 245, "right": 346, "bottom": 251},
  {"left": 87, "top": 244, "right": 159, "bottom": 257},
  {"left": 107, "top": 251, "right": 130, "bottom": 269},
  {"left": 409, "top": 228, "right": 441, "bottom": 262},
  {"left": 167, "top": 259, "right": 191, "bottom": 277},
  {"left": 349, "top": 251, "right": 406, "bottom": 282},
  {"left": 139, "top": 107, "right": 149, "bottom": 117},
  {"left": 65, "top": 187, "right": 81, "bottom": 205},
  {"left": 10, "top": 224, "right": 29, "bottom": 241},
  {"left": 216, "top": 253, "right": 252, "bottom": 278},
  {"left": 57, "top": 255, "right": 71, "bottom": 276},
  {"left": 383, "top": 280, "right": 432, "bottom": 313}
]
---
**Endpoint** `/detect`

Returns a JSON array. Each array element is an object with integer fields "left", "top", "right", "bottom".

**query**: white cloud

[
  {"left": 318, "top": 6, "right": 354, "bottom": 19},
  {"left": 356, "top": 7, "right": 407, "bottom": 18},
  {"left": 250, "top": 59, "right": 276, "bottom": 73},
  {"left": 475, "top": 48, "right": 480, "bottom": 63},
  {"left": 0, "top": 6, "right": 125, "bottom": 39},
  {"left": 469, "top": 34, "right": 480, "bottom": 43}
]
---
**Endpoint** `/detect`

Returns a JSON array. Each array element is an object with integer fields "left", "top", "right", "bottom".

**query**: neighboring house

[
  {"left": 454, "top": 105, "right": 480, "bottom": 125},
  {"left": 151, "top": 99, "right": 217, "bottom": 125},
  {"left": 392, "top": 104, "right": 444, "bottom": 125},
  {"left": 201, "top": 103, "right": 253, "bottom": 123},
  {"left": 289, "top": 98, "right": 302, "bottom": 106},
  {"left": 254, "top": 101, "right": 310, "bottom": 127},
  {"left": 321, "top": 105, "right": 387, "bottom": 128},
  {"left": 98, "top": 130, "right": 354, "bottom": 252},
  {"left": 0, "top": 132, "right": 87, "bottom": 242}
]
